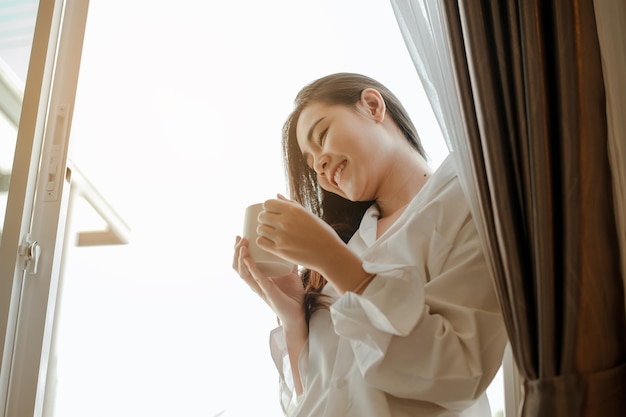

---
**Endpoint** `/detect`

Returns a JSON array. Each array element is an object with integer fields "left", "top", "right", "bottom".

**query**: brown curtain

[{"left": 441, "top": 1, "right": 626, "bottom": 415}]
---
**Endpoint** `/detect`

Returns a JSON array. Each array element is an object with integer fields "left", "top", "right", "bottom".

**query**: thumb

[{"left": 277, "top": 193, "right": 289, "bottom": 200}]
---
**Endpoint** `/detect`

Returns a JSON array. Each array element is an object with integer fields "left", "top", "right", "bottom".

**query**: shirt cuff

[
  {"left": 330, "top": 261, "right": 426, "bottom": 337},
  {"left": 269, "top": 326, "right": 304, "bottom": 415}
]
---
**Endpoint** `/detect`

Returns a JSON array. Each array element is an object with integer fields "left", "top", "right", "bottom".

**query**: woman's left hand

[{"left": 256, "top": 195, "right": 346, "bottom": 275}]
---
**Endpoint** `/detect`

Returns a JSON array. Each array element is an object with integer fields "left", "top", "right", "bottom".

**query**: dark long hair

[{"left": 281, "top": 73, "right": 426, "bottom": 324}]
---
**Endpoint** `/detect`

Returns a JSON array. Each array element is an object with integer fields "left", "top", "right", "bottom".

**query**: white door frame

[{"left": 0, "top": 1, "right": 90, "bottom": 415}]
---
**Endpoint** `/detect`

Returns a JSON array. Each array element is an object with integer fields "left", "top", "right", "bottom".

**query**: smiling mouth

[{"left": 332, "top": 161, "right": 346, "bottom": 187}]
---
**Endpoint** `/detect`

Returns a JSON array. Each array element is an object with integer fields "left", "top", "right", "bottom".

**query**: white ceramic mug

[{"left": 242, "top": 203, "right": 294, "bottom": 277}]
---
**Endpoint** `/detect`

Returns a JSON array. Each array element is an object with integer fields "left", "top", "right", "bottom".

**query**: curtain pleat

[
  {"left": 439, "top": 0, "right": 535, "bottom": 376},
  {"left": 593, "top": 0, "right": 626, "bottom": 321}
]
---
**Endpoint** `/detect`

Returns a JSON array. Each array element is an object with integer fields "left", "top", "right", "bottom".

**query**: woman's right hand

[
  {"left": 233, "top": 236, "right": 307, "bottom": 396},
  {"left": 232, "top": 236, "right": 306, "bottom": 327}
]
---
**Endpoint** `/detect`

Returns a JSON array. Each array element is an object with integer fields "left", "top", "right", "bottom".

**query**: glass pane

[{"left": 0, "top": 0, "right": 39, "bottom": 239}]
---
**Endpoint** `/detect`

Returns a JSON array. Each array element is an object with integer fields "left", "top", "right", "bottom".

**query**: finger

[
  {"left": 244, "top": 257, "right": 275, "bottom": 296},
  {"left": 237, "top": 246, "right": 262, "bottom": 295},
  {"left": 231, "top": 236, "right": 246, "bottom": 271},
  {"left": 262, "top": 198, "right": 292, "bottom": 213},
  {"left": 277, "top": 193, "right": 289, "bottom": 200},
  {"left": 258, "top": 209, "right": 283, "bottom": 228},
  {"left": 232, "top": 237, "right": 240, "bottom": 271},
  {"left": 256, "top": 233, "right": 282, "bottom": 257},
  {"left": 257, "top": 222, "right": 279, "bottom": 245}
]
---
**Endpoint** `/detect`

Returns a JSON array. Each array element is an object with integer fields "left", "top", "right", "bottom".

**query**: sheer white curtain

[
  {"left": 593, "top": 0, "right": 626, "bottom": 319},
  {"left": 389, "top": 0, "right": 496, "bottom": 278}
]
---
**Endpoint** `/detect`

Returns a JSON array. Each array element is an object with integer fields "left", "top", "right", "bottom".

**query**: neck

[{"left": 375, "top": 151, "right": 432, "bottom": 219}]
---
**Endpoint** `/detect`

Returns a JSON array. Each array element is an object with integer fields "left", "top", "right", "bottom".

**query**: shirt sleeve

[
  {"left": 330, "top": 217, "right": 507, "bottom": 410},
  {"left": 269, "top": 326, "right": 306, "bottom": 416}
]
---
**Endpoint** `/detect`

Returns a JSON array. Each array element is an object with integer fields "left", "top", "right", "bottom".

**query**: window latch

[{"left": 19, "top": 234, "right": 41, "bottom": 275}]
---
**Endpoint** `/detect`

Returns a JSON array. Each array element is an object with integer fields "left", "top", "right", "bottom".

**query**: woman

[{"left": 233, "top": 73, "right": 507, "bottom": 417}]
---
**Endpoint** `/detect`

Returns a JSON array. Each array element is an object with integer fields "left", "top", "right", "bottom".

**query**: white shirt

[{"left": 270, "top": 155, "right": 508, "bottom": 417}]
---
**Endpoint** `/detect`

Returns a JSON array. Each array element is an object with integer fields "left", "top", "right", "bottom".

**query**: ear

[{"left": 358, "top": 88, "right": 386, "bottom": 122}]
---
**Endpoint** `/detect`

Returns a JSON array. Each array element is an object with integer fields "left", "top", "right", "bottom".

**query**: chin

[
  {"left": 328, "top": 189, "right": 352, "bottom": 202},
  {"left": 342, "top": 191, "right": 362, "bottom": 203},
  {"left": 324, "top": 185, "right": 360, "bottom": 203}
]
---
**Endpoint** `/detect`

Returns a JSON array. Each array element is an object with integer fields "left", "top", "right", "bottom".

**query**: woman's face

[{"left": 295, "top": 96, "right": 393, "bottom": 202}]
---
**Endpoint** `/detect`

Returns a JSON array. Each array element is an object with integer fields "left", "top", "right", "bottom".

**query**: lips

[{"left": 331, "top": 161, "right": 346, "bottom": 187}]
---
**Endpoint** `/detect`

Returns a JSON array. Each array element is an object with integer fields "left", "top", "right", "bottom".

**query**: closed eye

[{"left": 318, "top": 127, "right": 328, "bottom": 146}]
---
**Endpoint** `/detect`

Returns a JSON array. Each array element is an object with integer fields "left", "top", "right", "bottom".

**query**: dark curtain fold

[{"left": 441, "top": 0, "right": 626, "bottom": 415}]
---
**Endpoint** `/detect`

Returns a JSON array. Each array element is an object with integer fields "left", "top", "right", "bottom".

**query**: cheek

[
  {"left": 317, "top": 175, "right": 350, "bottom": 199},
  {"left": 317, "top": 175, "right": 333, "bottom": 192}
]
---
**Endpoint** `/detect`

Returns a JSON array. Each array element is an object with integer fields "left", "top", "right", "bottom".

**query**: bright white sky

[{"left": 49, "top": 1, "right": 502, "bottom": 416}]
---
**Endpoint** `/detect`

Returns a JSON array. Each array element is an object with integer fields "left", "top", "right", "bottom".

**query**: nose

[{"left": 313, "top": 154, "right": 329, "bottom": 175}]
